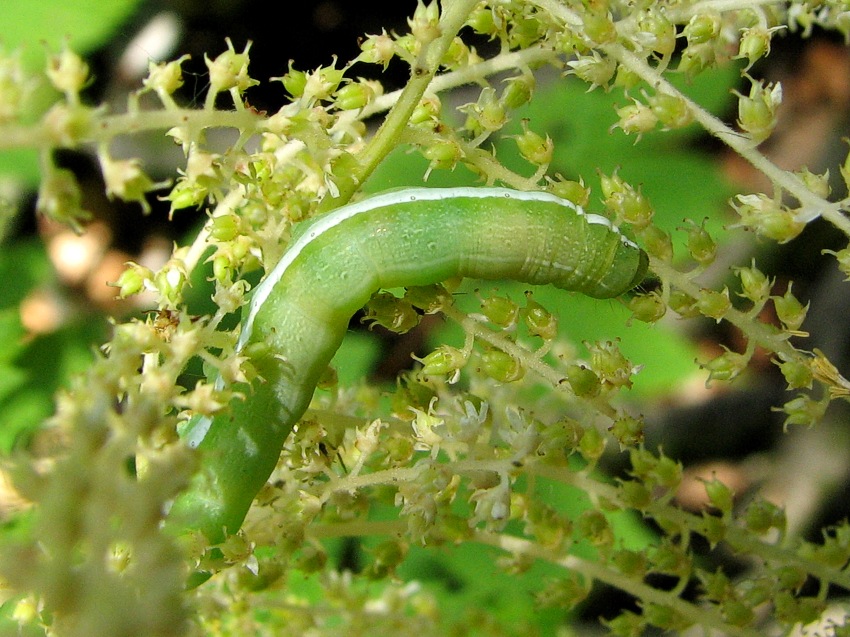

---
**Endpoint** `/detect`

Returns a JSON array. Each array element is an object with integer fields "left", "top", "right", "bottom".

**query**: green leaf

[{"left": 0, "top": 238, "right": 52, "bottom": 309}]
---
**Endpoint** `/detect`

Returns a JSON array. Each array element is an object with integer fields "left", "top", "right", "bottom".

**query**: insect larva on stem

[{"left": 165, "top": 187, "right": 649, "bottom": 581}]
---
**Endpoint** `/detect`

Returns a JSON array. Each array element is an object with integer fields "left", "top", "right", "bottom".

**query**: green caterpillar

[{"left": 167, "top": 187, "right": 648, "bottom": 552}]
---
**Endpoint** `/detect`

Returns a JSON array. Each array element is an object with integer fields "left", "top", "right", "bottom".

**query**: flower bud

[
  {"left": 443, "top": 37, "right": 473, "bottom": 70},
  {"left": 643, "top": 604, "right": 690, "bottom": 632},
  {"left": 638, "top": 225, "right": 673, "bottom": 261},
  {"left": 548, "top": 178, "right": 589, "bottom": 207},
  {"left": 732, "top": 193, "right": 804, "bottom": 243},
  {"left": 668, "top": 289, "right": 700, "bottom": 318},
  {"left": 366, "top": 540, "right": 408, "bottom": 579},
  {"left": 649, "top": 92, "right": 693, "bottom": 130},
  {"left": 409, "top": 1, "right": 441, "bottom": 46},
  {"left": 822, "top": 246, "right": 850, "bottom": 280},
  {"left": 628, "top": 292, "right": 666, "bottom": 323},
  {"left": 735, "top": 261, "right": 771, "bottom": 303},
  {"left": 615, "top": 100, "right": 658, "bottom": 136},
  {"left": 587, "top": 340, "right": 634, "bottom": 389},
  {"left": 536, "top": 573, "right": 591, "bottom": 609},
  {"left": 507, "top": 15, "right": 545, "bottom": 49},
  {"left": 704, "top": 348, "right": 748, "bottom": 382},
  {"left": 654, "top": 455, "right": 683, "bottom": 490},
  {"left": 205, "top": 39, "right": 256, "bottom": 96},
  {"left": 47, "top": 46, "right": 89, "bottom": 98},
  {"left": 600, "top": 171, "right": 653, "bottom": 228},
  {"left": 609, "top": 415, "right": 644, "bottom": 449},
  {"left": 841, "top": 138, "right": 850, "bottom": 193},
  {"left": 684, "top": 13, "right": 721, "bottom": 45},
  {"left": 566, "top": 364, "right": 601, "bottom": 398},
  {"left": 210, "top": 214, "right": 239, "bottom": 242},
  {"left": 300, "top": 63, "right": 345, "bottom": 103},
  {"left": 768, "top": 390, "right": 821, "bottom": 431},
  {"left": 567, "top": 52, "right": 616, "bottom": 90},
  {"left": 776, "top": 355, "right": 813, "bottom": 390},
  {"left": 154, "top": 260, "right": 188, "bottom": 305},
  {"left": 358, "top": 30, "right": 396, "bottom": 68},
  {"left": 166, "top": 180, "right": 207, "bottom": 212},
  {"left": 682, "top": 218, "right": 716, "bottom": 266},
  {"left": 362, "top": 293, "right": 421, "bottom": 334},
  {"left": 703, "top": 477, "right": 734, "bottom": 513},
  {"left": 737, "top": 26, "right": 774, "bottom": 69},
  {"left": 478, "top": 294, "right": 519, "bottom": 329},
  {"left": 696, "top": 287, "right": 731, "bottom": 321},
  {"left": 406, "top": 284, "right": 451, "bottom": 313},
  {"left": 334, "top": 80, "right": 375, "bottom": 110},
  {"left": 578, "top": 426, "right": 606, "bottom": 462},
  {"left": 629, "top": 447, "right": 658, "bottom": 479},
  {"left": 466, "top": 8, "right": 497, "bottom": 36},
  {"left": 737, "top": 81, "right": 782, "bottom": 143},
  {"left": 612, "top": 549, "right": 648, "bottom": 577},
  {"left": 418, "top": 345, "right": 467, "bottom": 377},
  {"left": 576, "top": 509, "right": 613, "bottom": 547},
  {"left": 410, "top": 95, "right": 441, "bottom": 125},
  {"left": 773, "top": 283, "right": 808, "bottom": 332},
  {"left": 677, "top": 42, "right": 716, "bottom": 77},
  {"left": 744, "top": 498, "right": 786, "bottom": 535},
  {"left": 479, "top": 348, "right": 524, "bottom": 383},
  {"left": 112, "top": 262, "right": 152, "bottom": 298},
  {"left": 640, "top": 13, "right": 676, "bottom": 57},
  {"left": 523, "top": 297, "right": 557, "bottom": 340},
  {"left": 776, "top": 565, "right": 806, "bottom": 591},
  {"left": 43, "top": 103, "right": 94, "bottom": 147},
  {"left": 99, "top": 154, "right": 161, "bottom": 213},
  {"left": 422, "top": 139, "right": 462, "bottom": 170},
  {"left": 0, "top": 52, "right": 29, "bottom": 123},
  {"left": 796, "top": 167, "right": 831, "bottom": 199},
  {"left": 281, "top": 64, "right": 307, "bottom": 98},
  {"left": 614, "top": 65, "right": 641, "bottom": 91},
  {"left": 500, "top": 71, "right": 535, "bottom": 110},
  {"left": 143, "top": 55, "right": 190, "bottom": 106},
  {"left": 466, "top": 87, "right": 507, "bottom": 133},
  {"left": 212, "top": 254, "right": 233, "bottom": 283},
  {"left": 583, "top": 12, "right": 616, "bottom": 44}
]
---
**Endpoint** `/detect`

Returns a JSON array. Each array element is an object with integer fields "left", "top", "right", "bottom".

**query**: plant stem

[
  {"left": 606, "top": 43, "right": 850, "bottom": 236},
  {"left": 440, "top": 302, "right": 622, "bottom": 420},
  {"left": 475, "top": 530, "right": 764, "bottom": 637},
  {"left": 318, "top": 0, "right": 481, "bottom": 211},
  {"left": 529, "top": 0, "right": 850, "bottom": 237},
  {"left": 359, "top": 44, "right": 557, "bottom": 119},
  {"left": 0, "top": 108, "right": 261, "bottom": 151},
  {"left": 651, "top": 258, "right": 802, "bottom": 360}
]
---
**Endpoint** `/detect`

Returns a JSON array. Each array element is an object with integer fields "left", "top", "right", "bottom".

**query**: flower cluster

[{"left": 2, "top": 1, "right": 850, "bottom": 636}]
